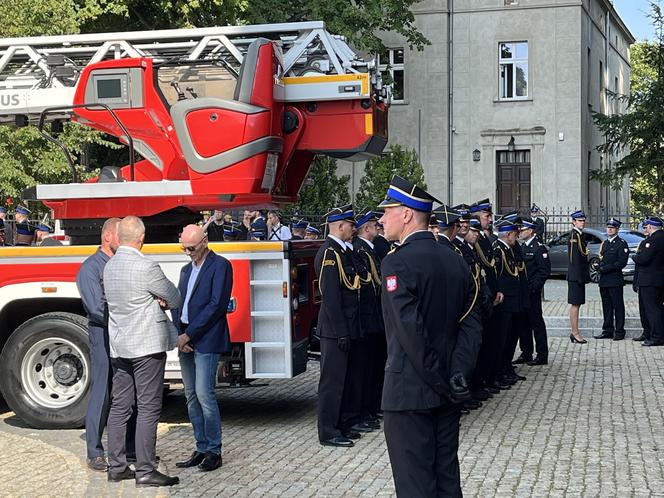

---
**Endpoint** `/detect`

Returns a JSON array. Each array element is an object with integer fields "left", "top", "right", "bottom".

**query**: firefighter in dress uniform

[
  {"left": 378, "top": 175, "right": 482, "bottom": 498},
  {"left": 0, "top": 206, "right": 6, "bottom": 246},
  {"left": 567, "top": 210, "right": 590, "bottom": 344},
  {"left": 594, "top": 218, "right": 630, "bottom": 341},
  {"left": 515, "top": 217, "right": 551, "bottom": 365},
  {"left": 434, "top": 204, "right": 463, "bottom": 255},
  {"left": 352, "top": 210, "right": 386, "bottom": 425},
  {"left": 304, "top": 224, "right": 320, "bottom": 240},
  {"left": 632, "top": 216, "right": 664, "bottom": 347},
  {"left": 633, "top": 223, "right": 652, "bottom": 342},
  {"left": 469, "top": 199, "right": 503, "bottom": 392},
  {"left": 290, "top": 219, "right": 308, "bottom": 240},
  {"left": 14, "top": 205, "right": 36, "bottom": 246},
  {"left": 314, "top": 205, "right": 362, "bottom": 447},
  {"left": 493, "top": 220, "right": 530, "bottom": 386}
]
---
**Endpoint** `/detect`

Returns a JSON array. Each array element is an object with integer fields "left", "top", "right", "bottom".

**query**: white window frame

[
  {"left": 378, "top": 48, "right": 405, "bottom": 103},
  {"left": 498, "top": 41, "right": 529, "bottom": 101}
]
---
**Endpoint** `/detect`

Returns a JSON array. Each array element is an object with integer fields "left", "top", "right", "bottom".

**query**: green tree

[
  {"left": 355, "top": 144, "right": 426, "bottom": 210},
  {"left": 283, "top": 156, "right": 350, "bottom": 220},
  {"left": 592, "top": 3, "right": 664, "bottom": 214}
]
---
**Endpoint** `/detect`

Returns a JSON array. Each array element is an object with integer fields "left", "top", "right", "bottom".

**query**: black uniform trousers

[
  {"left": 383, "top": 404, "right": 462, "bottom": 498},
  {"left": 472, "top": 313, "right": 493, "bottom": 386},
  {"left": 495, "top": 307, "right": 527, "bottom": 376},
  {"left": 639, "top": 286, "right": 664, "bottom": 342},
  {"left": 599, "top": 286, "right": 625, "bottom": 336},
  {"left": 519, "top": 293, "right": 548, "bottom": 359},
  {"left": 637, "top": 289, "right": 652, "bottom": 339},
  {"left": 86, "top": 324, "right": 136, "bottom": 459},
  {"left": 340, "top": 338, "right": 365, "bottom": 430},
  {"left": 361, "top": 334, "right": 386, "bottom": 418},
  {"left": 317, "top": 337, "right": 349, "bottom": 441},
  {"left": 108, "top": 352, "right": 166, "bottom": 478}
]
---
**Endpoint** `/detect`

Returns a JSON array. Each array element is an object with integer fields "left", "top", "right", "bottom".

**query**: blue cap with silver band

[
  {"left": 355, "top": 210, "right": 379, "bottom": 229},
  {"left": 644, "top": 216, "right": 663, "bottom": 227},
  {"left": 305, "top": 224, "right": 320, "bottom": 235},
  {"left": 606, "top": 218, "right": 621, "bottom": 228},
  {"left": 433, "top": 205, "right": 461, "bottom": 228},
  {"left": 571, "top": 210, "right": 586, "bottom": 221},
  {"left": 15, "top": 205, "right": 30, "bottom": 216},
  {"left": 325, "top": 204, "right": 355, "bottom": 223},
  {"left": 379, "top": 175, "right": 441, "bottom": 213},
  {"left": 469, "top": 198, "right": 492, "bottom": 214},
  {"left": 496, "top": 220, "right": 519, "bottom": 232}
]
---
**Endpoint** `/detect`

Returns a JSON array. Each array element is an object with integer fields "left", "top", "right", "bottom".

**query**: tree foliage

[
  {"left": 592, "top": 2, "right": 664, "bottom": 214},
  {"left": 282, "top": 157, "right": 350, "bottom": 220},
  {"left": 355, "top": 144, "right": 426, "bottom": 210}
]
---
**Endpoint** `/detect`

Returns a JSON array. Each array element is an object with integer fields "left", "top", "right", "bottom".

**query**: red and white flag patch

[{"left": 386, "top": 275, "right": 398, "bottom": 292}]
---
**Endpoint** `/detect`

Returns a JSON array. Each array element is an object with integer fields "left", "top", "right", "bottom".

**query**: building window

[
  {"left": 499, "top": 42, "right": 528, "bottom": 100},
  {"left": 599, "top": 60, "right": 605, "bottom": 113},
  {"left": 378, "top": 48, "right": 405, "bottom": 102}
]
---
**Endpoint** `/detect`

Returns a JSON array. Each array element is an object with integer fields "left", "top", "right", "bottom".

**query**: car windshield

[{"left": 619, "top": 231, "right": 645, "bottom": 244}]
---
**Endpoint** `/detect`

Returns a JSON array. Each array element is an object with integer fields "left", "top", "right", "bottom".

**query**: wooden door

[{"left": 497, "top": 150, "right": 531, "bottom": 214}]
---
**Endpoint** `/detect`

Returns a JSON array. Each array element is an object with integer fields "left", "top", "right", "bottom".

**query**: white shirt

[
  {"left": 327, "top": 234, "right": 346, "bottom": 250},
  {"left": 607, "top": 235, "right": 618, "bottom": 243},
  {"left": 180, "top": 261, "right": 202, "bottom": 324},
  {"left": 268, "top": 223, "right": 292, "bottom": 241},
  {"left": 359, "top": 237, "right": 374, "bottom": 250},
  {"left": 524, "top": 235, "right": 537, "bottom": 246}
]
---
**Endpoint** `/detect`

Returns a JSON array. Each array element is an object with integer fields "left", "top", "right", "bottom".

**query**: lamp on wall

[
  {"left": 472, "top": 149, "right": 481, "bottom": 162},
  {"left": 507, "top": 136, "right": 516, "bottom": 152}
]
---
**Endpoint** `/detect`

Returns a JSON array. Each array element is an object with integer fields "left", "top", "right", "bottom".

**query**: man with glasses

[{"left": 173, "top": 224, "right": 234, "bottom": 471}]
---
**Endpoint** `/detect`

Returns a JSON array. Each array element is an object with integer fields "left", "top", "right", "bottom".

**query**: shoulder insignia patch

[
  {"left": 386, "top": 275, "right": 398, "bottom": 292},
  {"left": 543, "top": 253, "right": 548, "bottom": 258},
  {"left": 323, "top": 260, "right": 336, "bottom": 267},
  {"left": 646, "top": 243, "right": 650, "bottom": 248},
  {"left": 624, "top": 248, "right": 629, "bottom": 253}
]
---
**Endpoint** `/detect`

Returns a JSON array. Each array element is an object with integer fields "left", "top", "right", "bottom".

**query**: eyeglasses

[{"left": 181, "top": 237, "right": 206, "bottom": 253}]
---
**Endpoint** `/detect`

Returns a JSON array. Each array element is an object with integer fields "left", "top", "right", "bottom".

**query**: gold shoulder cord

[
  {"left": 570, "top": 231, "right": 589, "bottom": 257},
  {"left": 318, "top": 248, "right": 361, "bottom": 295},
  {"left": 362, "top": 249, "right": 381, "bottom": 286},
  {"left": 474, "top": 242, "right": 496, "bottom": 268},
  {"left": 459, "top": 270, "right": 480, "bottom": 323},
  {"left": 499, "top": 246, "right": 519, "bottom": 277}
]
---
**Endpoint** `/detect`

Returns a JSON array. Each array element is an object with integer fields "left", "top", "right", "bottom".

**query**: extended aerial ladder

[{"left": 0, "top": 22, "right": 389, "bottom": 242}]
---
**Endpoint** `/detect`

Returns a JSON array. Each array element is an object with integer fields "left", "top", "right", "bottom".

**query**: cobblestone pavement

[{"left": 2, "top": 335, "right": 664, "bottom": 497}]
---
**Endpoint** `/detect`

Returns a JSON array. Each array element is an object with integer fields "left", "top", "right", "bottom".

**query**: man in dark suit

[
  {"left": 567, "top": 210, "right": 590, "bottom": 344},
  {"left": 314, "top": 204, "right": 361, "bottom": 447},
  {"left": 378, "top": 176, "right": 482, "bottom": 498},
  {"left": 632, "top": 216, "right": 664, "bottom": 346},
  {"left": 172, "top": 224, "right": 233, "bottom": 471},
  {"left": 517, "top": 218, "right": 551, "bottom": 365},
  {"left": 594, "top": 218, "right": 630, "bottom": 341}
]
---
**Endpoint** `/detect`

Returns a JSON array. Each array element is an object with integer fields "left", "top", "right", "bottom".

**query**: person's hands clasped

[
  {"left": 337, "top": 336, "right": 350, "bottom": 352},
  {"left": 158, "top": 298, "right": 168, "bottom": 309},
  {"left": 493, "top": 292, "right": 505, "bottom": 306},
  {"left": 177, "top": 333, "right": 193, "bottom": 353}
]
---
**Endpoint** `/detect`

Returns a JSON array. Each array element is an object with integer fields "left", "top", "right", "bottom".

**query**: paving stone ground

[{"left": 2, "top": 334, "right": 664, "bottom": 497}]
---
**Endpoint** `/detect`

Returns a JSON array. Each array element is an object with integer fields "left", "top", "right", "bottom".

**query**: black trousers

[
  {"left": 361, "top": 334, "right": 386, "bottom": 418},
  {"left": 494, "top": 307, "right": 526, "bottom": 378},
  {"left": 519, "top": 293, "right": 548, "bottom": 359},
  {"left": 600, "top": 286, "right": 625, "bottom": 336},
  {"left": 108, "top": 352, "right": 166, "bottom": 478},
  {"left": 86, "top": 325, "right": 135, "bottom": 459},
  {"left": 340, "top": 338, "right": 365, "bottom": 430},
  {"left": 472, "top": 313, "right": 492, "bottom": 386},
  {"left": 384, "top": 405, "right": 462, "bottom": 498},
  {"left": 639, "top": 286, "right": 664, "bottom": 342},
  {"left": 638, "top": 288, "right": 652, "bottom": 339},
  {"left": 318, "top": 337, "right": 349, "bottom": 441}
]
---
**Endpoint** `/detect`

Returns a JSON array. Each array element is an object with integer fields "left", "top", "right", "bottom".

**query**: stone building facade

[{"left": 341, "top": 0, "right": 635, "bottom": 215}]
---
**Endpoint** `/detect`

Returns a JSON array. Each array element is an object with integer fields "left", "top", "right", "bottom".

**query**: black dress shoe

[
  {"left": 512, "top": 355, "right": 532, "bottom": 365},
  {"left": 633, "top": 334, "right": 648, "bottom": 342},
  {"left": 472, "top": 389, "right": 490, "bottom": 401},
  {"left": 613, "top": 334, "right": 625, "bottom": 341},
  {"left": 486, "top": 385, "right": 501, "bottom": 394},
  {"left": 342, "top": 430, "right": 362, "bottom": 440},
  {"left": 464, "top": 399, "right": 482, "bottom": 410},
  {"left": 87, "top": 456, "right": 108, "bottom": 472},
  {"left": 490, "top": 380, "right": 511, "bottom": 390},
  {"left": 320, "top": 436, "right": 354, "bottom": 447},
  {"left": 527, "top": 356, "right": 548, "bottom": 366},
  {"left": 176, "top": 451, "right": 206, "bottom": 468},
  {"left": 642, "top": 339, "right": 664, "bottom": 347},
  {"left": 363, "top": 419, "right": 381, "bottom": 430},
  {"left": 135, "top": 470, "right": 179, "bottom": 487},
  {"left": 594, "top": 332, "right": 614, "bottom": 339},
  {"left": 500, "top": 375, "right": 518, "bottom": 385},
  {"left": 108, "top": 468, "right": 135, "bottom": 482},
  {"left": 351, "top": 422, "right": 376, "bottom": 433},
  {"left": 512, "top": 372, "right": 527, "bottom": 381},
  {"left": 198, "top": 453, "right": 222, "bottom": 472}
]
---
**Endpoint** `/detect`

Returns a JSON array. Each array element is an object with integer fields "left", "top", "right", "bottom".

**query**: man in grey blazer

[{"left": 103, "top": 216, "right": 182, "bottom": 487}]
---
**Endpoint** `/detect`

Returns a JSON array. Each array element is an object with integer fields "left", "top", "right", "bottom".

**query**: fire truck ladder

[{"left": 0, "top": 21, "right": 386, "bottom": 125}]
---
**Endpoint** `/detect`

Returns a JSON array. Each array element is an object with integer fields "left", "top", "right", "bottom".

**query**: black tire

[
  {"left": 0, "top": 312, "right": 90, "bottom": 429},
  {"left": 589, "top": 257, "right": 601, "bottom": 284}
]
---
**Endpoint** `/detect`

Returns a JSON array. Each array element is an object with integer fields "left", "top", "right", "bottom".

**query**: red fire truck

[{"left": 0, "top": 21, "right": 388, "bottom": 428}]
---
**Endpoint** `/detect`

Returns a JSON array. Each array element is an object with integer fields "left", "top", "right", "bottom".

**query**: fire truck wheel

[{"left": 0, "top": 312, "right": 90, "bottom": 430}]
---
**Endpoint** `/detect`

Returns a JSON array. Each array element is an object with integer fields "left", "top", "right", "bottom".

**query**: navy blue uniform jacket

[{"left": 172, "top": 250, "right": 234, "bottom": 353}]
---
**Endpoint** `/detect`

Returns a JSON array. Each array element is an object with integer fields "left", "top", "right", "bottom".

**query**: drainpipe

[{"left": 447, "top": 0, "right": 454, "bottom": 204}]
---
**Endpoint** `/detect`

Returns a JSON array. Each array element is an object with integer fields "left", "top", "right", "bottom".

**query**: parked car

[{"left": 546, "top": 228, "right": 644, "bottom": 283}]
